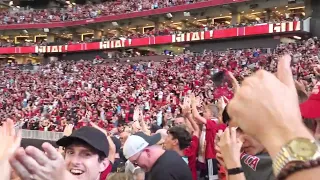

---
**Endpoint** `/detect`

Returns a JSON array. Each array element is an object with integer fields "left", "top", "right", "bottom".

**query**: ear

[
  {"left": 173, "top": 139, "right": 179, "bottom": 146},
  {"left": 99, "top": 158, "right": 110, "bottom": 173}
]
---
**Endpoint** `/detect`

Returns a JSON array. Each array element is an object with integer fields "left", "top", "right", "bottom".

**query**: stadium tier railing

[{"left": 20, "top": 129, "right": 64, "bottom": 141}]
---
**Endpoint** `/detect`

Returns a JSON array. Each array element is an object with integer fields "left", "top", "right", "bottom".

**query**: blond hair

[
  {"left": 204, "top": 103, "right": 219, "bottom": 117},
  {"left": 106, "top": 173, "right": 131, "bottom": 180}
]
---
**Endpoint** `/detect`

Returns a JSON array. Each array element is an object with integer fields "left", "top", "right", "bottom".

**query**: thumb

[{"left": 277, "top": 54, "right": 295, "bottom": 92}]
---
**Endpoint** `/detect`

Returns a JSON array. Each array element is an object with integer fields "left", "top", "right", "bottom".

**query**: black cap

[
  {"left": 134, "top": 131, "right": 161, "bottom": 146},
  {"left": 56, "top": 126, "right": 109, "bottom": 156}
]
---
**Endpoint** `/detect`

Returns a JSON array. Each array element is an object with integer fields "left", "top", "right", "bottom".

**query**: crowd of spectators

[
  {"left": 0, "top": 0, "right": 205, "bottom": 25},
  {"left": 0, "top": 34, "right": 319, "bottom": 180},
  {"left": 0, "top": 16, "right": 300, "bottom": 48},
  {"left": 0, "top": 37, "right": 318, "bottom": 134}
]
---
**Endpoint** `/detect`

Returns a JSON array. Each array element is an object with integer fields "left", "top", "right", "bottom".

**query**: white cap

[
  {"left": 123, "top": 135, "right": 149, "bottom": 159},
  {"left": 123, "top": 132, "right": 161, "bottom": 159}
]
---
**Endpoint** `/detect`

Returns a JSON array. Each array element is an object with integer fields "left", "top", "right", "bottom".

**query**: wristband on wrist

[{"left": 227, "top": 167, "right": 244, "bottom": 175}]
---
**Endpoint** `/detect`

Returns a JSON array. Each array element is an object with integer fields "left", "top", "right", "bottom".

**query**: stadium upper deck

[{"left": 0, "top": 0, "right": 314, "bottom": 56}]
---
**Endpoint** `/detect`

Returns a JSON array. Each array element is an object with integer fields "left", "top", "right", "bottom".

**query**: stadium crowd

[
  {"left": 1, "top": 16, "right": 300, "bottom": 48},
  {"left": 0, "top": 0, "right": 205, "bottom": 25},
  {"left": 1, "top": 37, "right": 318, "bottom": 132},
  {"left": 0, "top": 36, "right": 319, "bottom": 180}
]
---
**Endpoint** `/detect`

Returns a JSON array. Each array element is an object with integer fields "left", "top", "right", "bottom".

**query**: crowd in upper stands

[
  {"left": 0, "top": 37, "right": 318, "bottom": 134},
  {"left": 0, "top": 16, "right": 301, "bottom": 48},
  {"left": 0, "top": 0, "right": 205, "bottom": 25},
  {"left": 0, "top": 0, "right": 305, "bottom": 48}
]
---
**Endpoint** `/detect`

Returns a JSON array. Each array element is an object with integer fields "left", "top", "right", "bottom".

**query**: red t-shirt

[
  {"left": 219, "top": 166, "right": 227, "bottom": 180},
  {"left": 100, "top": 163, "right": 112, "bottom": 180},
  {"left": 184, "top": 136, "right": 199, "bottom": 180},
  {"left": 205, "top": 120, "right": 227, "bottom": 159}
]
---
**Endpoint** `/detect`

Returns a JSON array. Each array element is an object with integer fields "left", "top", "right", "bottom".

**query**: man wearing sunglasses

[{"left": 123, "top": 131, "right": 192, "bottom": 180}]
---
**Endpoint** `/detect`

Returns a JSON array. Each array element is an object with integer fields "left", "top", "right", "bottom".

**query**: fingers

[
  {"left": 215, "top": 145, "right": 221, "bottom": 153},
  {"left": 10, "top": 130, "right": 22, "bottom": 154},
  {"left": 277, "top": 54, "right": 295, "bottom": 91},
  {"left": 10, "top": 155, "right": 33, "bottom": 180},
  {"left": 13, "top": 148, "right": 39, "bottom": 175},
  {"left": 237, "top": 136, "right": 244, "bottom": 146},
  {"left": 42, "top": 142, "right": 60, "bottom": 161},
  {"left": 6, "top": 119, "right": 15, "bottom": 136},
  {"left": 221, "top": 127, "right": 230, "bottom": 143},
  {"left": 228, "top": 71, "right": 239, "bottom": 91},
  {"left": 25, "top": 146, "right": 49, "bottom": 166},
  {"left": 216, "top": 153, "right": 223, "bottom": 159},
  {"left": 222, "top": 96, "right": 229, "bottom": 103},
  {"left": 230, "top": 127, "right": 237, "bottom": 142}
]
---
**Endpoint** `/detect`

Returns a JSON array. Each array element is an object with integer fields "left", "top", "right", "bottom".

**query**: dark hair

[
  {"left": 222, "top": 105, "right": 231, "bottom": 125},
  {"left": 212, "top": 71, "right": 227, "bottom": 86},
  {"left": 98, "top": 151, "right": 107, "bottom": 162},
  {"left": 167, "top": 126, "right": 191, "bottom": 150}
]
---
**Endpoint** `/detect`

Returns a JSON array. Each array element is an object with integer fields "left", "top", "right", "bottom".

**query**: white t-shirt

[{"left": 158, "top": 91, "right": 163, "bottom": 99}]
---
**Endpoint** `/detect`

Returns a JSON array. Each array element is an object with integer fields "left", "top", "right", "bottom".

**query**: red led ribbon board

[{"left": 0, "top": 21, "right": 301, "bottom": 55}]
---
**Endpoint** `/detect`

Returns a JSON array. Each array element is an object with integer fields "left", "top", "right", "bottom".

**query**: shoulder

[{"left": 154, "top": 151, "right": 192, "bottom": 177}]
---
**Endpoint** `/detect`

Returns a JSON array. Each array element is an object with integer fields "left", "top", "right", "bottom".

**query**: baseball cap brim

[
  {"left": 134, "top": 132, "right": 161, "bottom": 146},
  {"left": 57, "top": 135, "right": 108, "bottom": 156}
]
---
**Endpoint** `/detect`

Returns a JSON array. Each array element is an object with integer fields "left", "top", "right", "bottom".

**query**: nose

[{"left": 69, "top": 155, "right": 82, "bottom": 166}]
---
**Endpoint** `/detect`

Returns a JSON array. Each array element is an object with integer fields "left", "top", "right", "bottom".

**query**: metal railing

[{"left": 20, "top": 129, "right": 64, "bottom": 141}]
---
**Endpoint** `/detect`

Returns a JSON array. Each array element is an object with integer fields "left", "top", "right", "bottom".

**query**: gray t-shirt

[{"left": 240, "top": 152, "right": 275, "bottom": 180}]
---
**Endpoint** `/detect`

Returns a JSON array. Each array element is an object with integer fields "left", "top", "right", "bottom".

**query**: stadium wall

[{"left": 185, "top": 37, "right": 280, "bottom": 52}]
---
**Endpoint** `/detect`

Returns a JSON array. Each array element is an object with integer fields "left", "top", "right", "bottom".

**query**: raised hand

[
  {"left": 133, "top": 106, "right": 140, "bottom": 121},
  {"left": 216, "top": 128, "right": 243, "bottom": 169},
  {"left": 227, "top": 54, "right": 314, "bottom": 159},
  {"left": 63, "top": 124, "right": 74, "bottom": 137},
  {"left": 10, "top": 142, "right": 71, "bottom": 180},
  {"left": 228, "top": 71, "right": 240, "bottom": 92},
  {"left": 180, "top": 96, "right": 191, "bottom": 116},
  {"left": 0, "top": 119, "right": 22, "bottom": 180},
  {"left": 216, "top": 96, "right": 228, "bottom": 112}
]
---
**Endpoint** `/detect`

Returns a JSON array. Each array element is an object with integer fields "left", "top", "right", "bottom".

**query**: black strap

[{"left": 227, "top": 167, "right": 244, "bottom": 175}]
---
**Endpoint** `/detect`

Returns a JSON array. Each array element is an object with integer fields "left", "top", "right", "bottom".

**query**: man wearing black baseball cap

[{"left": 56, "top": 126, "right": 110, "bottom": 180}]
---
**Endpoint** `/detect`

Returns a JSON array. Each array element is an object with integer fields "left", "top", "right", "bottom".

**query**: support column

[
  {"left": 231, "top": 12, "right": 241, "bottom": 25},
  {"left": 93, "top": 30, "right": 102, "bottom": 39},
  {"left": 305, "top": 0, "right": 312, "bottom": 18}
]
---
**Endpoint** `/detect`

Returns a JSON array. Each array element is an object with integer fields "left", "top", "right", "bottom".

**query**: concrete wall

[{"left": 185, "top": 36, "right": 280, "bottom": 52}]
